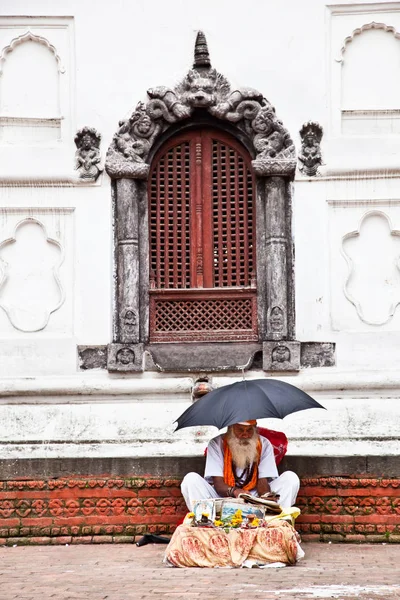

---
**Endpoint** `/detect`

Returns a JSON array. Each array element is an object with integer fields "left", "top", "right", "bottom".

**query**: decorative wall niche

[
  {"left": 342, "top": 211, "right": 400, "bottom": 326},
  {"left": 0, "top": 218, "right": 64, "bottom": 332},
  {"left": 0, "top": 207, "right": 74, "bottom": 335},
  {"left": 0, "top": 32, "right": 63, "bottom": 143},
  {"left": 340, "top": 23, "right": 400, "bottom": 135},
  {"left": 328, "top": 199, "right": 400, "bottom": 332},
  {"left": 329, "top": 4, "right": 400, "bottom": 138},
  {"left": 106, "top": 32, "right": 299, "bottom": 372},
  {"left": 0, "top": 17, "right": 74, "bottom": 180}
]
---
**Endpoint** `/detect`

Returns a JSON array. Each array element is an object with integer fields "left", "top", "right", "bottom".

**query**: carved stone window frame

[{"left": 106, "top": 32, "right": 299, "bottom": 372}]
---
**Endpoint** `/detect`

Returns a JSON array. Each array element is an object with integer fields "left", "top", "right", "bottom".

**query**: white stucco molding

[
  {"left": 335, "top": 21, "right": 400, "bottom": 63},
  {"left": 0, "top": 375, "right": 194, "bottom": 399},
  {"left": 0, "top": 174, "right": 104, "bottom": 186},
  {"left": 0, "top": 30, "right": 66, "bottom": 75},
  {"left": 1, "top": 370, "right": 400, "bottom": 400}
]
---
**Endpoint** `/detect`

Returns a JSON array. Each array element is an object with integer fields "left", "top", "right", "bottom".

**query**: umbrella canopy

[{"left": 174, "top": 378, "right": 326, "bottom": 431}]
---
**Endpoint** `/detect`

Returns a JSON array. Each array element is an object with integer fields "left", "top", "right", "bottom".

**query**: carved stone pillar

[
  {"left": 253, "top": 165, "right": 299, "bottom": 370},
  {"left": 108, "top": 179, "right": 144, "bottom": 372},
  {"left": 264, "top": 176, "right": 288, "bottom": 341}
]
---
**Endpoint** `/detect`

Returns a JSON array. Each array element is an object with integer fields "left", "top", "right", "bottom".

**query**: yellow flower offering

[
  {"left": 183, "top": 511, "right": 196, "bottom": 525},
  {"left": 214, "top": 519, "right": 224, "bottom": 527}
]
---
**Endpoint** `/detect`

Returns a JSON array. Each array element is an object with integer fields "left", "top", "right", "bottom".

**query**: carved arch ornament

[
  {"left": 0, "top": 31, "right": 66, "bottom": 75},
  {"left": 341, "top": 211, "right": 400, "bottom": 326},
  {"left": 106, "top": 31, "right": 299, "bottom": 372},
  {"left": 335, "top": 22, "right": 400, "bottom": 63},
  {"left": 0, "top": 218, "right": 65, "bottom": 332}
]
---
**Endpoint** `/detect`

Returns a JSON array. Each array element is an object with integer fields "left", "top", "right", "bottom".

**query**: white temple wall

[{"left": 0, "top": 0, "right": 400, "bottom": 460}]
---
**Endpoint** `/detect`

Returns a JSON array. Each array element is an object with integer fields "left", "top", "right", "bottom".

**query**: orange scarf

[{"left": 223, "top": 435, "right": 262, "bottom": 491}]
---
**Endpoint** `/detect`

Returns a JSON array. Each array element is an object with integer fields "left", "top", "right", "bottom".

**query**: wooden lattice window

[{"left": 149, "top": 128, "right": 257, "bottom": 342}]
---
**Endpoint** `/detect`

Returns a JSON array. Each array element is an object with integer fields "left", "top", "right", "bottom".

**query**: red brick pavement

[{"left": 1, "top": 542, "right": 400, "bottom": 600}]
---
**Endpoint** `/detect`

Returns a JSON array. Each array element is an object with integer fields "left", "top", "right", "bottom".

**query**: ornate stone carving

[
  {"left": 107, "top": 343, "right": 144, "bottom": 372},
  {"left": 123, "top": 309, "right": 137, "bottom": 332},
  {"left": 74, "top": 127, "right": 103, "bottom": 181},
  {"left": 263, "top": 341, "right": 300, "bottom": 371},
  {"left": 298, "top": 122, "right": 323, "bottom": 177},
  {"left": 269, "top": 306, "right": 285, "bottom": 334},
  {"left": 108, "top": 31, "right": 299, "bottom": 372},
  {"left": 106, "top": 31, "right": 296, "bottom": 180},
  {"left": 116, "top": 347, "right": 135, "bottom": 365}
]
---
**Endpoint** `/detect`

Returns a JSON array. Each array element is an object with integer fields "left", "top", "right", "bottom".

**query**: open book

[{"left": 237, "top": 493, "right": 281, "bottom": 513}]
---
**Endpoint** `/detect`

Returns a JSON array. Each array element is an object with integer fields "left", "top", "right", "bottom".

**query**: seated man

[{"left": 181, "top": 420, "right": 300, "bottom": 510}]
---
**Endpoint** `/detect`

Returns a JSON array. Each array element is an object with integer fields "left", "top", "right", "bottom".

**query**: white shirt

[{"left": 204, "top": 433, "right": 278, "bottom": 490}]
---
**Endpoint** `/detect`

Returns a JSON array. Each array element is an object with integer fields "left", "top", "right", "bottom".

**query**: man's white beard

[{"left": 227, "top": 429, "right": 259, "bottom": 471}]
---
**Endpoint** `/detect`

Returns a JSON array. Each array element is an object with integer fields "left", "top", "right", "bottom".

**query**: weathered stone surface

[
  {"left": 301, "top": 342, "right": 336, "bottom": 368},
  {"left": 264, "top": 177, "right": 289, "bottom": 340},
  {"left": 80, "top": 342, "right": 335, "bottom": 371},
  {"left": 0, "top": 456, "right": 205, "bottom": 480},
  {"left": 252, "top": 157, "right": 296, "bottom": 178},
  {"left": 107, "top": 343, "right": 144, "bottom": 372},
  {"left": 263, "top": 341, "right": 300, "bottom": 371},
  {"left": 148, "top": 342, "right": 261, "bottom": 372},
  {"left": 78, "top": 346, "right": 107, "bottom": 370}
]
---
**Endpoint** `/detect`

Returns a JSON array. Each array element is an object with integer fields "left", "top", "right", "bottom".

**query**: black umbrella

[{"left": 174, "top": 378, "right": 326, "bottom": 431}]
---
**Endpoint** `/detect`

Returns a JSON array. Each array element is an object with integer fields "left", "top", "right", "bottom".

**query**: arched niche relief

[
  {"left": 106, "top": 31, "right": 300, "bottom": 373},
  {"left": 0, "top": 31, "right": 63, "bottom": 143},
  {"left": 337, "top": 22, "right": 400, "bottom": 135}
]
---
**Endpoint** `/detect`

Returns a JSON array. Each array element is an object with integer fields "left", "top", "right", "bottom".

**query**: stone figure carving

[
  {"left": 271, "top": 345, "right": 291, "bottom": 364},
  {"left": 108, "top": 102, "right": 161, "bottom": 179},
  {"left": 252, "top": 107, "right": 292, "bottom": 157},
  {"left": 123, "top": 309, "right": 137, "bottom": 336},
  {"left": 124, "top": 309, "right": 137, "bottom": 326},
  {"left": 269, "top": 306, "right": 284, "bottom": 333},
  {"left": 74, "top": 127, "right": 103, "bottom": 181},
  {"left": 298, "top": 122, "right": 323, "bottom": 177},
  {"left": 116, "top": 347, "right": 135, "bottom": 365},
  {"left": 106, "top": 31, "right": 296, "bottom": 180}
]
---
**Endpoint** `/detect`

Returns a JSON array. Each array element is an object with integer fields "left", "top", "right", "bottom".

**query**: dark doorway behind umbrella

[{"left": 174, "top": 378, "right": 326, "bottom": 431}]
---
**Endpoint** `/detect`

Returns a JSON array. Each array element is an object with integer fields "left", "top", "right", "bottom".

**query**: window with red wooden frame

[{"left": 148, "top": 128, "right": 257, "bottom": 342}]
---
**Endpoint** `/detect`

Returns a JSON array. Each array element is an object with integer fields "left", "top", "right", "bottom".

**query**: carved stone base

[
  {"left": 107, "top": 343, "right": 144, "bottom": 372},
  {"left": 252, "top": 158, "right": 297, "bottom": 178},
  {"left": 148, "top": 342, "right": 261, "bottom": 372},
  {"left": 262, "top": 341, "right": 300, "bottom": 371}
]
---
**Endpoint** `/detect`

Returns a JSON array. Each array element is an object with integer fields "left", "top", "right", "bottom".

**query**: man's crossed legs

[{"left": 181, "top": 471, "right": 300, "bottom": 511}]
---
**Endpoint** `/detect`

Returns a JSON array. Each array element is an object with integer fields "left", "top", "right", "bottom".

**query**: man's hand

[
  {"left": 212, "top": 476, "right": 243, "bottom": 498},
  {"left": 260, "top": 491, "right": 280, "bottom": 501},
  {"left": 257, "top": 477, "right": 271, "bottom": 497}
]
